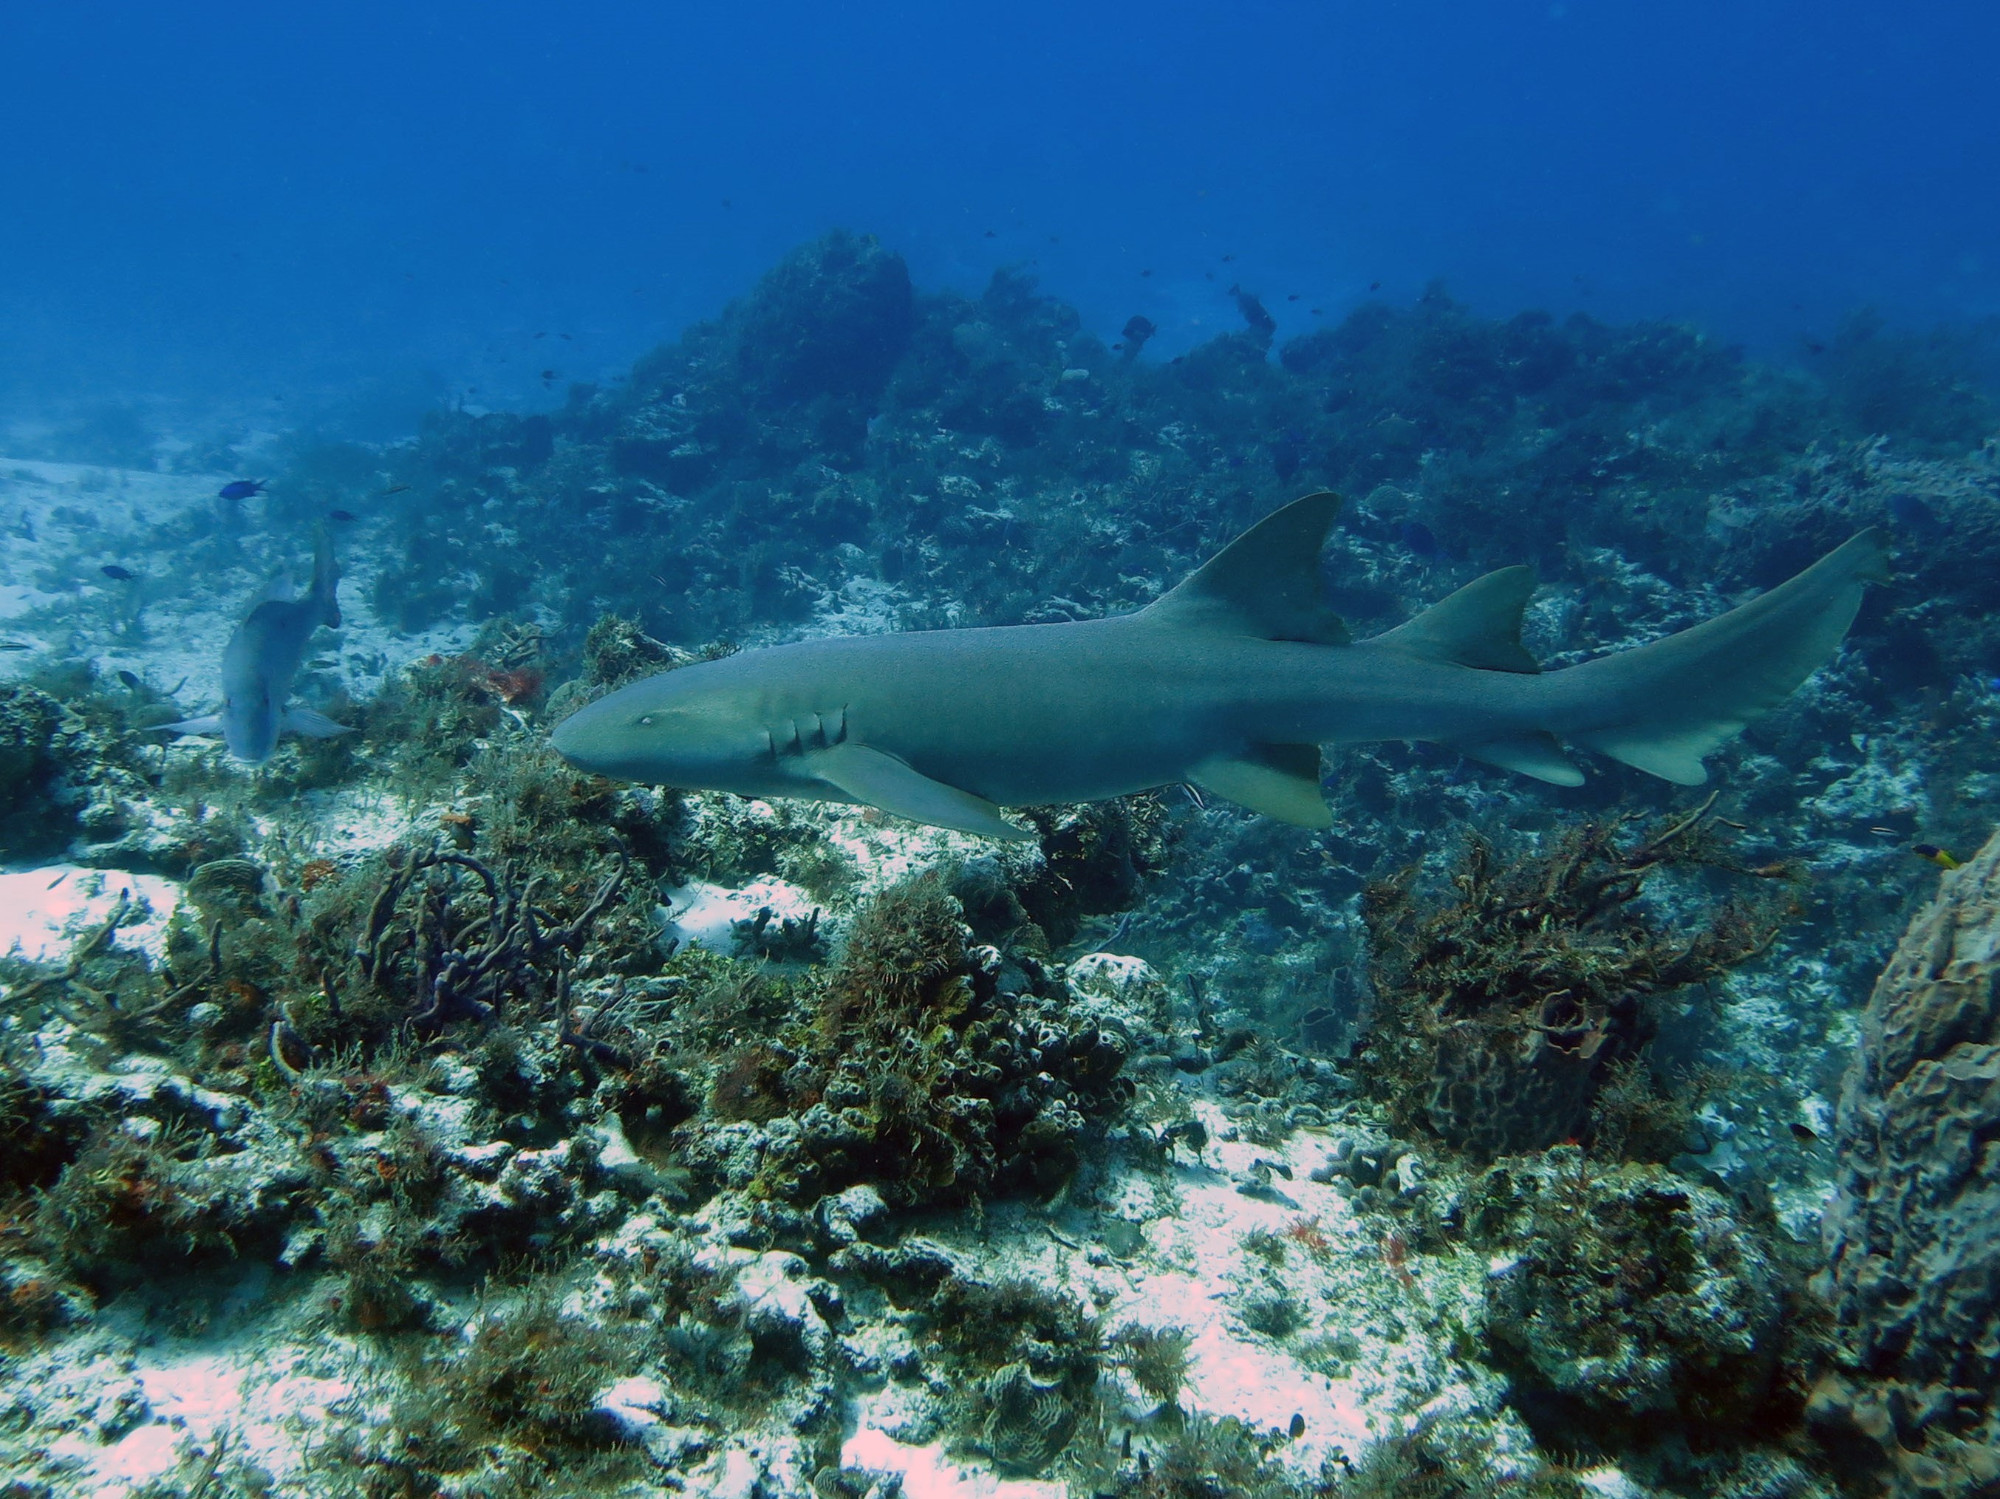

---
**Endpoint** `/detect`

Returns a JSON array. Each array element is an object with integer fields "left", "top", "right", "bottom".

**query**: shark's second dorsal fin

[
  {"left": 1139, "top": 491, "right": 1350, "bottom": 643},
  {"left": 1370, "top": 566, "right": 1541, "bottom": 673}
]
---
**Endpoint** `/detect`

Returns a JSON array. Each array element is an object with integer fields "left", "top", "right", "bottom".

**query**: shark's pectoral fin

[
  {"left": 283, "top": 707, "right": 354, "bottom": 739},
  {"left": 1457, "top": 731, "right": 1584, "bottom": 786},
  {"left": 808, "top": 743, "right": 1035, "bottom": 842},
  {"left": 1192, "top": 743, "right": 1332, "bottom": 828},
  {"left": 157, "top": 714, "right": 221, "bottom": 737}
]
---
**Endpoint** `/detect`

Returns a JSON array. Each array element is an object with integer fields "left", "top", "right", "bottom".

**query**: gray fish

[
  {"left": 159, "top": 529, "right": 352, "bottom": 763},
  {"left": 551, "top": 493, "right": 1886, "bottom": 839}
]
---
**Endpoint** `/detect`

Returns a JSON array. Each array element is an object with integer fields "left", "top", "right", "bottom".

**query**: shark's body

[
  {"left": 161, "top": 530, "right": 352, "bottom": 763},
  {"left": 551, "top": 493, "right": 1886, "bottom": 839}
]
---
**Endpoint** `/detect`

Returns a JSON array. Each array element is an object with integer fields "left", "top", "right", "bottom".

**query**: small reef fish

[
  {"left": 1912, "top": 843, "right": 1962, "bottom": 870},
  {"left": 1395, "top": 520, "right": 1448, "bottom": 561},
  {"left": 115, "top": 669, "right": 142, "bottom": 690},
  {"left": 552, "top": 492, "right": 1887, "bottom": 840},
  {"left": 100, "top": 564, "right": 136, "bottom": 581},
  {"left": 218, "top": 479, "right": 267, "bottom": 502},
  {"left": 159, "top": 529, "right": 352, "bottom": 763}
]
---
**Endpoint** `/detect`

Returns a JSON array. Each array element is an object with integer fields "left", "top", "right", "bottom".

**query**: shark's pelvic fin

[
  {"left": 1560, "top": 528, "right": 1889, "bottom": 784},
  {"left": 809, "top": 742, "right": 1035, "bottom": 842},
  {"left": 1456, "top": 731, "right": 1584, "bottom": 786},
  {"left": 1192, "top": 742, "right": 1332, "bottom": 827},
  {"left": 1371, "top": 565, "right": 1541, "bottom": 673},
  {"left": 1139, "top": 491, "right": 1350, "bottom": 644}
]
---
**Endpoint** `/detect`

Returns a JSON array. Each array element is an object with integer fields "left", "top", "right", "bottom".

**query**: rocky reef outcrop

[{"left": 1817, "top": 828, "right": 2000, "bottom": 1495}]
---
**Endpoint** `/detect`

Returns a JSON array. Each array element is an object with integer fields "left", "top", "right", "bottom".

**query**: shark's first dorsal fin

[
  {"left": 1139, "top": 491, "right": 1350, "bottom": 644},
  {"left": 1370, "top": 565, "right": 1541, "bottom": 673}
]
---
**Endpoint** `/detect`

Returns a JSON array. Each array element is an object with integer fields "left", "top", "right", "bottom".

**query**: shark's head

[
  {"left": 549, "top": 667, "right": 773, "bottom": 791},
  {"left": 221, "top": 682, "right": 280, "bottom": 762}
]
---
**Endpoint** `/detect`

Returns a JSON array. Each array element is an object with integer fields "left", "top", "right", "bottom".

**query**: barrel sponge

[{"left": 1816, "top": 830, "right": 2000, "bottom": 1497}]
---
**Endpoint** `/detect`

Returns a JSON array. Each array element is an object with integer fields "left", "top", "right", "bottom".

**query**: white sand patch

[
  {"left": 660, "top": 876, "right": 822, "bottom": 952},
  {"left": 0, "top": 865, "right": 181, "bottom": 965},
  {"left": 840, "top": 1429, "right": 1067, "bottom": 1499},
  {"left": 1094, "top": 1118, "right": 1394, "bottom": 1469},
  {"left": 69, "top": 1348, "right": 352, "bottom": 1497},
  {"left": 296, "top": 787, "right": 416, "bottom": 855}
]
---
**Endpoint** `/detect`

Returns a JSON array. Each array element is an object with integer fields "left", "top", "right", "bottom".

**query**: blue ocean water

[
  {"left": 4, "top": 7, "right": 2000, "bottom": 1496},
  {"left": 2, "top": 0, "right": 1994, "bottom": 422}
]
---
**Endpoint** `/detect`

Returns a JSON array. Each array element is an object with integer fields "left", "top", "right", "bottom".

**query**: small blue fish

[
  {"left": 218, "top": 479, "right": 267, "bottom": 502},
  {"left": 1395, "top": 520, "right": 1448, "bottom": 560}
]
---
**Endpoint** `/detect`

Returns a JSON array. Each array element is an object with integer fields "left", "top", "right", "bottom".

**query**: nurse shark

[{"left": 551, "top": 493, "right": 1885, "bottom": 839}]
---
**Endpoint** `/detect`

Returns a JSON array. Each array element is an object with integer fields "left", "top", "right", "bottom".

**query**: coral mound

[{"left": 1468, "top": 1148, "right": 1789, "bottom": 1459}]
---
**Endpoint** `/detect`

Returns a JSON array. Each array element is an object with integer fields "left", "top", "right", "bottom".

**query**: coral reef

[
  {"left": 1816, "top": 828, "right": 2000, "bottom": 1496},
  {"left": 0, "top": 679, "right": 165, "bottom": 864},
  {"left": 1466, "top": 1149, "right": 1798, "bottom": 1468},
  {"left": 2, "top": 232, "right": 1998, "bottom": 1497},
  {"left": 708, "top": 869, "right": 1133, "bottom": 1209}
]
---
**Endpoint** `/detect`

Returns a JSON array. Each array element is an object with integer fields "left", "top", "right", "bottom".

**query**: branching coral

[{"left": 353, "top": 839, "right": 627, "bottom": 1034}]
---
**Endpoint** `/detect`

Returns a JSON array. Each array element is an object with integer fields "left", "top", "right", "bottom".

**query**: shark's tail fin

[
  {"left": 1551, "top": 530, "right": 1888, "bottom": 784},
  {"left": 311, "top": 525, "right": 342, "bottom": 630}
]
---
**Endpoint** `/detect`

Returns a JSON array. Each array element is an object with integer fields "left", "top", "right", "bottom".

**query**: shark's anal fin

[
  {"left": 1457, "top": 731, "right": 1583, "bottom": 786},
  {"left": 1192, "top": 743, "right": 1331, "bottom": 828},
  {"left": 809, "top": 742, "right": 1035, "bottom": 842}
]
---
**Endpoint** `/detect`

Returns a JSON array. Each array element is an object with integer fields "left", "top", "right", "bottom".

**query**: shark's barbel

[
  {"left": 550, "top": 493, "right": 1886, "bottom": 839},
  {"left": 161, "top": 529, "right": 353, "bottom": 763}
]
